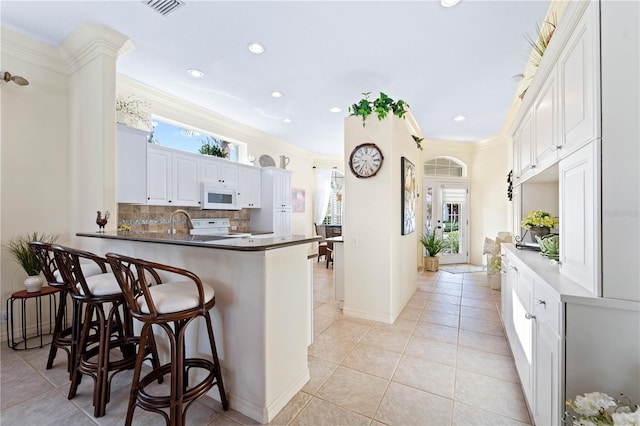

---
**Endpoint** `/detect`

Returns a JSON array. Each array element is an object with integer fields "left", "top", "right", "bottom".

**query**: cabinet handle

[
  {"left": 534, "top": 298, "right": 546, "bottom": 306},
  {"left": 169, "top": 200, "right": 172, "bottom": 203},
  {"left": 531, "top": 164, "right": 536, "bottom": 169},
  {"left": 500, "top": 270, "right": 507, "bottom": 275},
  {"left": 525, "top": 312, "right": 536, "bottom": 320},
  {"left": 510, "top": 265, "right": 518, "bottom": 272}
]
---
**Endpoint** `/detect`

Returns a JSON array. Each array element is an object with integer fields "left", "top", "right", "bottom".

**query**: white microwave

[{"left": 201, "top": 183, "right": 241, "bottom": 210}]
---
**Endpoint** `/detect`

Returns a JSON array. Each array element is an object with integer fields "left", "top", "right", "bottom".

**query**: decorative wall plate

[{"left": 259, "top": 154, "right": 276, "bottom": 167}]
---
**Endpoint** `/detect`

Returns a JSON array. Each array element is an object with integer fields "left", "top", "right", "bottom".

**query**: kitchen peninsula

[{"left": 78, "top": 231, "right": 321, "bottom": 424}]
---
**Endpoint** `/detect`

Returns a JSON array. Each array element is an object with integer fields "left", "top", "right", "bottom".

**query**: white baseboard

[{"left": 342, "top": 306, "right": 393, "bottom": 324}]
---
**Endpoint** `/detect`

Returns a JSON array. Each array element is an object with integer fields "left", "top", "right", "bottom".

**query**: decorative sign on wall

[
  {"left": 401, "top": 157, "right": 416, "bottom": 235},
  {"left": 292, "top": 188, "right": 305, "bottom": 212}
]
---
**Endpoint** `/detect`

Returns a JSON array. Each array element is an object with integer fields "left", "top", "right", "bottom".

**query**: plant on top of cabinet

[
  {"left": 115, "top": 95, "right": 151, "bottom": 130},
  {"left": 199, "top": 136, "right": 228, "bottom": 158},
  {"left": 348, "top": 92, "right": 410, "bottom": 127},
  {"left": 518, "top": 14, "right": 557, "bottom": 99}
]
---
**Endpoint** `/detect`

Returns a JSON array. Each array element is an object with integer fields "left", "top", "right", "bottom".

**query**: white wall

[
  {"left": 343, "top": 115, "right": 419, "bottom": 323},
  {"left": 0, "top": 28, "right": 71, "bottom": 327}
]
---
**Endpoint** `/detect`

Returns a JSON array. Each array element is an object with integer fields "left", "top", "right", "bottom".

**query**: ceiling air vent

[{"left": 144, "top": 0, "right": 184, "bottom": 17}]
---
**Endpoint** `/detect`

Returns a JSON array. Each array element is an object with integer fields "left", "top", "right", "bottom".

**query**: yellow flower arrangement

[{"left": 521, "top": 210, "right": 559, "bottom": 229}]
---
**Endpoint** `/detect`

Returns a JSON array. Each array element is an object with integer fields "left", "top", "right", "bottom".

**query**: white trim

[{"left": 343, "top": 306, "right": 394, "bottom": 324}]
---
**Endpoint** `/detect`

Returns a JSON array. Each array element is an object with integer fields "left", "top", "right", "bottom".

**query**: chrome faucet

[{"left": 169, "top": 209, "right": 194, "bottom": 235}]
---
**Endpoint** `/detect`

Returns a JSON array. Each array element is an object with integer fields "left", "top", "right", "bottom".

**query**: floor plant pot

[
  {"left": 424, "top": 256, "right": 439, "bottom": 272},
  {"left": 24, "top": 275, "right": 43, "bottom": 293}
]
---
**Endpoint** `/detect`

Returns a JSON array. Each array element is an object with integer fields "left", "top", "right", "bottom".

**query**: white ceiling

[{"left": 0, "top": 0, "right": 549, "bottom": 156}]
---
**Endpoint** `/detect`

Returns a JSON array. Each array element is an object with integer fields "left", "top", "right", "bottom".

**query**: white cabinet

[
  {"left": 147, "top": 145, "right": 200, "bottom": 207},
  {"left": 511, "top": 264, "right": 534, "bottom": 403},
  {"left": 559, "top": 141, "right": 599, "bottom": 296},
  {"left": 250, "top": 168, "right": 292, "bottom": 236},
  {"left": 237, "top": 165, "right": 261, "bottom": 208},
  {"left": 116, "top": 124, "right": 148, "bottom": 204},
  {"left": 558, "top": 1, "right": 600, "bottom": 157},
  {"left": 513, "top": 111, "right": 534, "bottom": 182},
  {"left": 201, "top": 156, "right": 238, "bottom": 187},
  {"left": 147, "top": 146, "right": 172, "bottom": 205},
  {"left": 532, "top": 280, "right": 562, "bottom": 426},
  {"left": 533, "top": 68, "right": 560, "bottom": 171},
  {"left": 172, "top": 152, "right": 200, "bottom": 206}
]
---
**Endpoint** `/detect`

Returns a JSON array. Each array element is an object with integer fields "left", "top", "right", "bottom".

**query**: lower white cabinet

[{"left": 501, "top": 244, "right": 640, "bottom": 426}]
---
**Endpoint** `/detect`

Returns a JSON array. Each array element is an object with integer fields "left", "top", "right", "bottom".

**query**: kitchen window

[{"left": 148, "top": 118, "right": 241, "bottom": 162}]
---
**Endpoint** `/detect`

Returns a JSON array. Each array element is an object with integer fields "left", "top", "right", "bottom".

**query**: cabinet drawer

[{"left": 533, "top": 280, "right": 561, "bottom": 334}]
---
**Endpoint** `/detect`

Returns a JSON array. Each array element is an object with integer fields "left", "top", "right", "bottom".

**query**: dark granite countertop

[{"left": 77, "top": 231, "right": 321, "bottom": 252}]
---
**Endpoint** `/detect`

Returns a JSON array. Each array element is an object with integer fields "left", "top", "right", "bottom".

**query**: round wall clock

[{"left": 349, "top": 143, "right": 384, "bottom": 178}]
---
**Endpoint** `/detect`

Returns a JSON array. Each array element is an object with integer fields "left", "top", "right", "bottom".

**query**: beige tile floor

[{"left": 0, "top": 262, "right": 532, "bottom": 425}]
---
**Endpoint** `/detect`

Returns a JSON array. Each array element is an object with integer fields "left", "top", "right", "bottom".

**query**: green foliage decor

[
  {"left": 199, "top": 136, "right": 228, "bottom": 158},
  {"left": 420, "top": 228, "right": 444, "bottom": 257},
  {"left": 349, "top": 92, "right": 410, "bottom": 127},
  {"left": 4, "top": 232, "right": 58, "bottom": 276},
  {"left": 521, "top": 210, "right": 559, "bottom": 229}
]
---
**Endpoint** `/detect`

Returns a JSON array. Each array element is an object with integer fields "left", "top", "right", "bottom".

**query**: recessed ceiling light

[
  {"left": 271, "top": 91, "right": 283, "bottom": 98},
  {"left": 283, "top": 118, "right": 292, "bottom": 123},
  {"left": 186, "top": 68, "right": 204, "bottom": 78},
  {"left": 329, "top": 107, "right": 342, "bottom": 113},
  {"left": 441, "top": 0, "right": 461, "bottom": 7},
  {"left": 454, "top": 115, "right": 466, "bottom": 121},
  {"left": 248, "top": 43, "right": 265, "bottom": 54}
]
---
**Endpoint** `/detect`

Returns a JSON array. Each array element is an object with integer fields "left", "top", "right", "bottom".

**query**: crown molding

[{"left": 0, "top": 26, "right": 67, "bottom": 74}]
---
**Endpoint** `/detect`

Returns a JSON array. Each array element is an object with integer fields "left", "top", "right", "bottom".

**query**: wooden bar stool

[
  {"left": 29, "top": 242, "right": 103, "bottom": 377},
  {"left": 52, "top": 245, "right": 160, "bottom": 418},
  {"left": 106, "top": 253, "right": 229, "bottom": 426}
]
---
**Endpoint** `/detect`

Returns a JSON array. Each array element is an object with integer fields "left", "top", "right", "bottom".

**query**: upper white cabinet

[
  {"left": 558, "top": 1, "right": 600, "bottom": 156},
  {"left": 116, "top": 124, "right": 148, "bottom": 204},
  {"left": 147, "top": 145, "right": 200, "bottom": 207},
  {"left": 559, "top": 141, "right": 599, "bottom": 295},
  {"left": 201, "top": 156, "right": 239, "bottom": 187},
  {"left": 237, "top": 165, "right": 261, "bottom": 208},
  {"left": 533, "top": 68, "right": 559, "bottom": 171},
  {"left": 147, "top": 146, "right": 172, "bottom": 205}
]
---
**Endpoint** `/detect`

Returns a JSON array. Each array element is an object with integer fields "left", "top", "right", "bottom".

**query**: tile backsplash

[{"left": 117, "top": 204, "right": 251, "bottom": 234}]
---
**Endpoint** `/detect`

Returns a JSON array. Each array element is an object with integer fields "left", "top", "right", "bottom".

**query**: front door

[{"left": 423, "top": 179, "right": 469, "bottom": 264}]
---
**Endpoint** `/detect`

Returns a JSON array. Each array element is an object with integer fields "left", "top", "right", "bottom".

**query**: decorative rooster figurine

[{"left": 96, "top": 210, "right": 110, "bottom": 233}]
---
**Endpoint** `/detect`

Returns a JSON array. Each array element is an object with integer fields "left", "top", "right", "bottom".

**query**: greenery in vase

[
  {"left": 4, "top": 232, "right": 58, "bottom": 276},
  {"left": 199, "top": 136, "right": 228, "bottom": 158},
  {"left": 420, "top": 228, "right": 444, "bottom": 257},
  {"left": 349, "top": 92, "right": 410, "bottom": 127},
  {"left": 521, "top": 210, "right": 559, "bottom": 229}
]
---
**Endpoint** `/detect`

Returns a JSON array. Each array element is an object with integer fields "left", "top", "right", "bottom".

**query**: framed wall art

[{"left": 401, "top": 157, "right": 416, "bottom": 235}]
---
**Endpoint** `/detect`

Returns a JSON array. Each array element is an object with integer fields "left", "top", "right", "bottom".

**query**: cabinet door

[
  {"left": 513, "top": 267, "right": 534, "bottom": 402},
  {"left": 534, "top": 320, "right": 561, "bottom": 426},
  {"left": 275, "top": 170, "right": 292, "bottom": 208},
  {"left": 201, "top": 157, "right": 238, "bottom": 187},
  {"left": 559, "top": 1, "right": 600, "bottom": 156},
  {"left": 147, "top": 147, "right": 172, "bottom": 205},
  {"left": 274, "top": 209, "right": 292, "bottom": 236},
  {"left": 220, "top": 162, "right": 239, "bottom": 187},
  {"left": 238, "top": 166, "right": 261, "bottom": 208},
  {"left": 559, "top": 141, "right": 599, "bottom": 295},
  {"left": 533, "top": 68, "right": 560, "bottom": 171},
  {"left": 518, "top": 112, "right": 535, "bottom": 182},
  {"left": 172, "top": 153, "right": 200, "bottom": 207},
  {"left": 116, "top": 125, "right": 148, "bottom": 204}
]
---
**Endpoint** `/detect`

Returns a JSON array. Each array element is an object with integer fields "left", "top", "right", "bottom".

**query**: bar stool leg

[
  {"left": 46, "top": 289, "right": 69, "bottom": 370},
  {"left": 204, "top": 313, "right": 229, "bottom": 410},
  {"left": 69, "top": 303, "right": 95, "bottom": 399}
]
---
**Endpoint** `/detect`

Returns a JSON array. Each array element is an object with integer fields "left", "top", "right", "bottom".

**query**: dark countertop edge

[
  {"left": 325, "top": 236, "right": 344, "bottom": 243},
  {"left": 77, "top": 232, "right": 322, "bottom": 252}
]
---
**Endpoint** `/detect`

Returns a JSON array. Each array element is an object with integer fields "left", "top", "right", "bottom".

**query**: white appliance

[
  {"left": 201, "top": 183, "right": 240, "bottom": 210},
  {"left": 189, "top": 218, "right": 251, "bottom": 238}
]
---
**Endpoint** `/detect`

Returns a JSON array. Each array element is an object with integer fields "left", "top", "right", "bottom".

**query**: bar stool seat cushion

[
  {"left": 53, "top": 262, "right": 104, "bottom": 284},
  {"left": 77, "top": 273, "right": 122, "bottom": 296},
  {"left": 137, "top": 281, "right": 215, "bottom": 314}
]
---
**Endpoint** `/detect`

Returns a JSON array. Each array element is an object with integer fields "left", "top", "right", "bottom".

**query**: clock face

[{"left": 349, "top": 143, "right": 383, "bottom": 178}]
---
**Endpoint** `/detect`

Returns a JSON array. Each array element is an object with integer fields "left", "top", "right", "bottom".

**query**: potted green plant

[
  {"left": 521, "top": 210, "right": 559, "bottom": 242},
  {"left": 4, "top": 232, "right": 58, "bottom": 292},
  {"left": 349, "top": 92, "right": 410, "bottom": 126},
  {"left": 420, "top": 228, "right": 444, "bottom": 272}
]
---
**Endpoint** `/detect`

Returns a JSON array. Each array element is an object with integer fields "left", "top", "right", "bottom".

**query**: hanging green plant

[
  {"left": 349, "top": 92, "right": 410, "bottom": 127},
  {"left": 412, "top": 135, "right": 424, "bottom": 151}
]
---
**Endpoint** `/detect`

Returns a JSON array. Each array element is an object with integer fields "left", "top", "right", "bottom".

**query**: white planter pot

[{"left": 24, "top": 275, "right": 43, "bottom": 293}]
